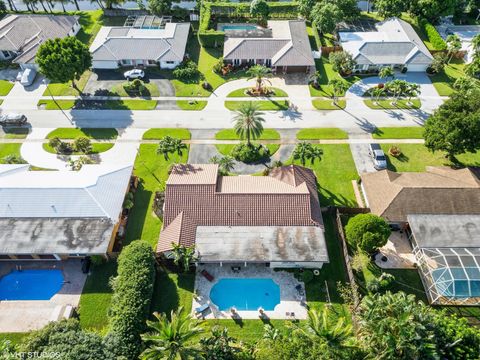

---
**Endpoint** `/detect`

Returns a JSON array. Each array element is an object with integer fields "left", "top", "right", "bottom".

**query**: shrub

[
  {"left": 420, "top": 19, "right": 447, "bottom": 50},
  {"left": 57, "top": 141, "right": 73, "bottom": 154},
  {"left": 367, "top": 272, "right": 395, "bottom": 293},
  {"left": 230, "top": 143, "right": 270, "bottom": 163},
  {"left": 173, "top": 60, "right": 200, "bottom": 80},
  {"left": 2, "top": 154, "right": 27, "bottom": 164},
  {"left": 213, "top": 57, "right": 224, "bottom": 74},
  {"left": 388, "top": 146, "right": 402, "bottom": 157},
  {"left": 345, "top": 214, "right": 391, "bottom": 253},
  {"left": 329, "top": 51, "right": 356, "bottom": 75},
  {"left": 301, "top": 270, "right": 314, "bottom": 284},
  {"left": 124, "top": 79, "right": 146, "bottom": 94},
  {"left": 48, "top": 137, "right": 61, "bottom": 149},
  {"left": 105, "top": 241, "right": 156, "bottom": 359},
  {"left": 73, "top": 136, "right": 92, "bottom": 153}
]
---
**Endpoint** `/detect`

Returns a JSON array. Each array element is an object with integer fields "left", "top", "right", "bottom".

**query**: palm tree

[
  {"left": 378, "top": 66, "right": 395, "bottom": 81},
  {"left": 406, "top": 83, "right": 420, "bottom": 105},
  {"left": 309, "top": 71, "right": 322, "bottom": 89},
  {"left": 170, "top": 244, "right": 197, "bottom": 272},
  {"left": 385, "top": 79, "right": 408, "bottom": 106},
  {"left": 446, "top": 34, "right": 462, "bottom": 63},
  {"left": 141, "top": 307, "right": 203, "bottom": 360},
  {"left": 157, "top": 136, "right": 188, "bottom": 160},
  {"left": 233, "top": 102, "right": 265, "bottom": 146},
  {"left": 328, "top": 79, "right": 348, "bottom": 105},
  {"left": 303, "top": 307, "right": 352, "bottom": 350},
  {"left": 246, "top": 65, "right": 272, "bottom": 93},
  {"left": 209, "top": 155, "right": 236, "bottom": 175},
  {"left": 293, "top": 142, "right": 323, "bottom": 166},
  {"left": 370, "top": 87, "right": 384, "bottom": 105}
]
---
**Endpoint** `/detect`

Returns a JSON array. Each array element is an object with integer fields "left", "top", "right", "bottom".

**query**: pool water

[
  {"left": 0, "top": 269, "right": 64, "bottom": 301},
  {"left": 221, "top": 25, "right": 258, "bottom": 31},
  {"left": 210, "top": 278, "right": 280, "bottom": 311}
]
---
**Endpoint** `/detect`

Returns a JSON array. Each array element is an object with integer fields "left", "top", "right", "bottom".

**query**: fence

[
  {"left": 103, "top": 9, "right": 149, "bottom": 17},
  {"left": 320, "top": 46, "right": 343, "bottom": 56}
]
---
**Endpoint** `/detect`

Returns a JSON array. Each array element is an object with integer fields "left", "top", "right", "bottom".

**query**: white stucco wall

[
  {"left": 160, "top": 61, "right": 181, "bottom": 69},
  {"left": 270, "top": 262, "right": 324, "bottom": 269},
  {"left": 92, "top": 60, "right": 119, "bottom": 69}
]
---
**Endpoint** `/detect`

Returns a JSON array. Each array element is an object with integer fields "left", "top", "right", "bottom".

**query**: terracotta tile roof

[
  {"left": 361, "top": 167, "right": 480, "bottom": 222},
  {"left": 157, "top": 164, "right": 322, "bottom": 253}
]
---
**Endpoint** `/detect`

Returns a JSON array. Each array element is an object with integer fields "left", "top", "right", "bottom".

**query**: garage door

[
  {"left": 407, "top": 64, "right": 428, "bottom": 72},
  {"left": 286, "top": 66, "right": 308, "bottom": 73}
]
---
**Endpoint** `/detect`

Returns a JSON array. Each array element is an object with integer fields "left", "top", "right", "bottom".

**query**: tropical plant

[
  {"left": 250, "top": 0, "right": 269, "bottom": 24},
  {"left": 232, "top": 102, "right": 265, "bottom": 146},
  {"left": 309, "top": 71, "right": 322, "bottom": 89},
  {"left": 2, "top": 154, "right": 27, "bottom": 164},
  {"left": 345, "top": 213, "right": 391, "bottom": 253},
  {"left": 384, "top": 79, "right": 409, "bottom": 105},
  {"left": 328, "top": 79, "right": 348, "bottom": 105},
  {"left": 446, "top": 34, "right": 462, "bottom": 63},
  {"left": 370, "top": 86, "right": 385, "bottom": 105},
  {"left": 246, "top": 65, "right": 272, "bottom": 93},
  {"left": 263, "top": 324, "right": 280, "bottom": 340},
  {"left": 292, "top": 142, "right": 323, "bottom": 166},
  {"left": 329, "top": 51, "right": 356, "bottom": 75},
  {"left": 466, "top": 57, "right": 480, "bottom": 78},
  {"left": 378, "top": 66, "right": 395, "bottom": 80},
  {"left": 351, "top": 249, "right": 371, "bottom": 272},
  {"left": 429, "top": 52, "right": 448, "bottom": 74},
  {"left": 298, "top": 0, "right": 316, "bottom": 19},
  {"left": 68, "top": 156, "right": 94, "bottom": 171},
  {"left": 172, "top": 60, "right": 199, "bottom": 80},
  {"left": 209, "top": 155, "right": 235, "bottom": 175},
  {"left": 453, "top": 76, "right": 480, "bottom": 93},
  {"left": 48, "top": 137, "right": 61, "bottom": 150},
  {"left": 170, "top": 243, "right": 196, "bottom": 272},
  {"left": 0, "top": 339, "right": 17, "bottom": 360},
  {"left": 200, "top": 326, "right": 244, "bottom": 359},
  {"left": 36, "top": 37, "right": 91, "bottom": 94},
  {"left": 123, "top": 191, "right": 135, "bottom": 210},
  {"left": 140, "top": 307, "right": 203, "bottom": 360},
  {"left": 230, "top": 143, "right": 270, "bottom": 163},
  {"left": 406, "top": 83, "right": 421, "bottom": 104},
  {"left": 157, "top": 136, "right": 188, "bottom": 160},
  {"left": 73, "top": 136, "right": 92, "bottom": 154}
]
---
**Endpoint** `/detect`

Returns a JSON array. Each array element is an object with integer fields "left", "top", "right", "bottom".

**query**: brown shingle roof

[
  {"left": 361, "top": 167, "right": 480, "bottom": 222},
  {"left": 157, "top": 164, "right": 322, "bottom": 253}
]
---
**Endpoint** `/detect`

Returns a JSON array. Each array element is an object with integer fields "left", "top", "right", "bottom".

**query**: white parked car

[
  {"left": 368, "top": 143, "right": 388, "bottom": 170},
  {"left": 123, "top": 69, "right": 144, "bottom": 80},
  {"left": 0, "top": 113, "right": 28, "bottom": 126},
  {"left": 20, "top": 68, "right": 37, "bottom": 86}
]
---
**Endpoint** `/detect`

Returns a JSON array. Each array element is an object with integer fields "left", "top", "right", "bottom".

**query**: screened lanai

[{"left": 409, "top": 214, "right": 480, "bottom": 305}]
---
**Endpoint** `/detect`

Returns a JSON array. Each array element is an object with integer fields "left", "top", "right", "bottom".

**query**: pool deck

[
  {"left": 0, "top": 260, "right": 87, "bottom": 333},
  {"left": 193, "top": 264, "right": 308, "bottom": 320}
]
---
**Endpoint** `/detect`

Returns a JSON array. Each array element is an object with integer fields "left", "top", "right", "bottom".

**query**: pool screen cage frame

[{"left": 413, "top": 245, "right": 480, "bottom": 306}]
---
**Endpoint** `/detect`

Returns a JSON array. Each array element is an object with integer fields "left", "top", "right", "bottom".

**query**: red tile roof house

[{"left": 157, "top": 164, "right": 329, "bottom": 269}]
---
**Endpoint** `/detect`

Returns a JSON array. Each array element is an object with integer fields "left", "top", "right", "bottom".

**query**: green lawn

[
  {"left": 150, "top": 272, "right": 195, "bottom": 315},
  {"left": 0, "top": 80, "right": 14, "bottom": 96},
  {"left": 104, "top": 100, "right": 157, "bottom": 110},
  {"left": 429, "top": 59, "right": 466, "bottom": 96},
  {"left": 380, "top": 143, "right": 480, "bottom": 172},
  {"left": 142, "top": 128, "right": 191, "bottom": 140},
  {"left": 46, "top": 128, "right": 118, "bottom": 139},
  {"left": 78, "top": 260, "right": 117, "bottom": 331},
  {"left": 43, "top": 70, "right": 92, "bottom": 97},
  {"left": 215, "top": 144, "right": 280, "bottom": 157},
  {"left": 38, "top": 99, "right": 75, "bottom": 110},
  {"left": 0, "top": 332, "right": 29, "bottom": 346},
  {"left": 364, "top": 99, "right": 421, "bottom": 109},
  {"left": 296, "top": 128, "right": 348, "bottom": 140},
  {"left": 225, "top": 100, "right": 289, "bottom": 111},
  {"left": 0, "top": 143, "right": 22, "bottom": 162},
  {"left": 288, "top": 144, "right": 358, "bottom": 206},
  {"left": 312, "top": 99, "right": 346, "bottom": 110},
  {"left": 43, "top": 142, "right": 114, "bottom": 155},
  {"left": 372, "top": 127, "right": 424, "bottom": 139},
  {"left": 215, "top": 129, "right": 280, "bottom": 140},
  {"left": 309, "top": 57, "right": 362, "bottom": 97},
  {"left": 109, "top": 81, "right": 160, "bottom": 97},
  {"left": 1, "top": 127, "right": 29, "bottom": 139},
  {"left": 176, "top": 100, "right": 208, "bottom": 110},
  {"left": 226, "top": 87, "right": 288, "bottom": 97},
  {"left": 124, "top": 144, "right": 189, "bottom": 247}
]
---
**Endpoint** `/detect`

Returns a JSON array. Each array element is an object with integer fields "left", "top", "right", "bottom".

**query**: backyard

[{"left": 429, "top": 59, "right": 467, "bottom": 96}]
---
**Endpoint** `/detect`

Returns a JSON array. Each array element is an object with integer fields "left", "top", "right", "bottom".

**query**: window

[
  {"left": 266, "top": 59, "right": 272, "bottom": 67},
  {"left": 148, "top": 60, "right": 157, "bottom": 65},
  {"left": 233, "top": 59, "right": 240, "bottom": 66},
  {"left": 121, "top": 59, "right": 132, "bottom": 65},
  {"left": 2, "top": 51, "right": 11, "bottom": 58},
  {"left": 165, "top": 61, "right": 175, "bottom": 64}
]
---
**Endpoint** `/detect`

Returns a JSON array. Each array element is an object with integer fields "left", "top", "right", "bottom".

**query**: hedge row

[
  {"left": 198, "top": 2, "right": 299, "bottom": 48},
  {"left": 105, "top": 241, "right": 156, "bottom": 359},
  {"left": 420, "top": 18, "right": 447, "bottom": 50}
]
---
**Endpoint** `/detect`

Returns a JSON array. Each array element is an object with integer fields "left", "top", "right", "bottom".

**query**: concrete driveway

[
  {"left": 348, "top": 132, "right": 377, "bottom": 174},
  {"left": 84, "top": 69, "right": 175, "bottom": 96},
  {"left": 0, "top": 69, "right": 20, "bottom": 81}
]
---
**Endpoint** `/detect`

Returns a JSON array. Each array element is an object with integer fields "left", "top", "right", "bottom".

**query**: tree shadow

[
  {"left": 123, "top": 181, "right": 152, "bottom": 246},
  {"left": 150, "top": 272, "right": 180, "bottom": 317},
  {"left": 319, "top": 185, "right": 356, "bottom": 208}
]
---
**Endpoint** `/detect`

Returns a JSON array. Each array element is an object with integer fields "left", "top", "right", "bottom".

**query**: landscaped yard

[
  {"left": 380, "top": 144, "right": 480, "bottom": 172},
  {"left": 142, "top": 128, "right": 191, "bottom": 140},
  {"left": 38, "top": 100, "right": 76, "bottom": 110},
  {"left": 109, "top": 81, "right": 160, "bottom": 97},
  {"left": 0, "top": 143, "right": 22, "bottom": 162},
  {"left": 46, "top": 128, "right": 118, "bottom": 139},
  {"left": 103, "top": 100, "right": 158, "bottom": 110},
  {"left": 0, "top": 80, "right": 14, "bottom": 96},
  {"left": 43, "top": 70, "right": 92, "bottom": 97},
  {"left": 176, "top": 100, "right": 208, "bottom": 110},
  {"left": 312, "top": 98, "right": 346, "bottom": 110},
  {"left": 215, "top": 144, "right": 280, "bottom": 157},
  {"left": 296, "top": 128, "right": 348, "bottom": 140},
  {"left": 309, "top": 57, "right": 362, "bottom": 97},
  {"left": 225, "top": 100, "right": 289, "bottom": 111},
  {"left": 43, "top": 142, "right": 114, "bottom": 155},
  {"left": 215, "top": 128, "right": 280, "bottom": 140},
  {"left": 226, "top": 87, "right": 288, "bottom": 97},
  {"left": 429, "top": 59, "right": 466, "bottom": 96},
  {"left": 372, "top": 127, "right": 424, "bottom": 139},
  {"left": 40, "top": 100, "right": 159, "bottom": 110},
  {"left": 364, "top": 99, "right": 421, "bottom": 110}
]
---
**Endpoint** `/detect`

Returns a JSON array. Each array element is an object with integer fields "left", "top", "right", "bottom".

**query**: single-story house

[
  {"left": 361, "top": 166, "right": 480, "bottom": 305},
  {"left": 0, "top": 14, "right": 80, "bottom": 70},
  {"left": 90, "top": 22, "right": 190, "bottom": 69},
  {"left": 339, "top": 17, "right": 434, "bottom": 72},
  {"left": 157, "top": 164, "right": 328, "bottom": 268},
  {"left": 0, "top": 164, "right": 133, "bottom": 261},
  {"left": 223, "top": 20, "right": 315, "bottom": 73}
]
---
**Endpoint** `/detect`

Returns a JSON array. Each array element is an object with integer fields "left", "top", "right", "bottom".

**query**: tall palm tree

[
  {"left": 385, "top": 79, "right": 408, "bottom": 106},
  {"left": 328, "top": 79, "right": 348, "bottom": 105},
  {"left": 406, "top": 83, "right": 421, "bottom": 105},
  {"left": 157, "top": 136, "right": 188, "bottom": 160},
  {"left": 246, "top": 65, "right": 272, "bottom": 93},
  {"left": 141, "top": 307, "right": 203, "bottom": 360},
  {"left": 210, "top": 155, "right": 235, "bottom": 175},
  {"left": 378, "top": 66, "right": 395, "bottom": 81},
  {"left": 233, "top": 102, "right": 265, "bottom": 146},
  {"left": 370, "top": 87, "right": 384, "bottom": 105}
]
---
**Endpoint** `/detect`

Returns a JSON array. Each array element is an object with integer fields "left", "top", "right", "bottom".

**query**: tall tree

[
  {"left": 36, "top": 37, "right": 91, "bottom": 94},
  {"left": 156, "top": 136, "right": 187, "bottom": 160},
  {"left": 446, "top": 34, "right": 462, "bottom": 63},
  {"left": 374, "top": 0, "right": 407, "bottom": 18},
  {"left": 246, "top": 65, "right": 272, "bottom": 93},
  {"left": 378, "top": 66, "right": 395, "bottom": 81},
  {"left": 141, "top": 307, "right": 203, "bottom": 360},
  {"left": 298, "top": 0, "right": 316, "bottom": 19},
  {"left": 233, "top": 102, "right": 265, "bottom": 146},
  {"left": 371, "top": 87, "right": 385, "bottom": 105},
  {"left": 250, "top": 0, "right": 270, "bottom": 24},
  {"left": 328, "top": 78, "right": 348, "bottom": 105},
  {"left": 385, "top": 79, "right": 409, "bottom": 105},
  {"left": 148, "top": 0, "right": 172, "bottom": 16},
  {"left": 409, "top": 0, "right": 459, "bottom": 22},
  {"left": 311, "top": 2, "right": 342, "bottom": 35},
  {"left": 345, "top": 213, "right": 391, "bottom": 253},
  {"left": 424, "top": 89, "right": 480, "bottom": 162}
]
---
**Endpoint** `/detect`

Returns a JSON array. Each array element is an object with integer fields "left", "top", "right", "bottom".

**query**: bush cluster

[
  {"left": 105, "top": 241, "right": 156, "bottom": 359},
  {"left": 123, "top": 79, "right": 146, "bottom": 95},
  {"left": 230, "top": 143, "right": 270, "bottom": 163},
  {"left": 420, "top": 19, "right": 447, "bottom": 50},
  {"left": 48, "top": 136, "right": 92, "bottom": 154},
  {"left": 345, "top": 213, "right": 391, "bottom": 253},
  {"left": 173, "top": 60, "right": 200, "bottom": 80}
]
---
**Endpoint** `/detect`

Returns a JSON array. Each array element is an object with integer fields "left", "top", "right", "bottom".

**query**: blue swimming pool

[
  {"left": 210, "top": 278, "right": 280, "bottom": 311},
  {"left": 0, "top": 269, "right": 64, "bottom": 301},
  {"left": 221, "top": 25, "right": 259, "bottom": 31}
]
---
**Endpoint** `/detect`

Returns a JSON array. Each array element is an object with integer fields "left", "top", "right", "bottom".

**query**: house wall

[
  {"left": 269, "top": 261, "right": 324, "bottom": 269},
  {"left": 160, "top": 60, "right": 181, "bottom": 69},
  {"left": 69, "top": 21, "right": 81, "bottom": 37},
  {"left": 92, "top": 60, "right": 120, "bottom": 69},
  {"left": 0, "top": 50, "right": 16, "bottom": 61},
  {"left": 407, "top": 64, "right": 429, "bottom": 72}
]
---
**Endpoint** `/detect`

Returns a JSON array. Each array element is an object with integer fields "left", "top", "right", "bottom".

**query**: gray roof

[
  {"left": 90, "top": 23, "right": 190, "bottom": 62},
  {"left": 224, "top": 20, "right": 315, "bottom": 67},
  {"left": 409, "top": 214, "right": 480, "bottom": 248},
  {"left": 0, "top": 218, "right": 114, "bottom": 255},
  {"left": 0, "top": 14, "right": 79, "bottom": 64},
  {"left": 195, "top": 226, "right": 328, "bottom": 263}
]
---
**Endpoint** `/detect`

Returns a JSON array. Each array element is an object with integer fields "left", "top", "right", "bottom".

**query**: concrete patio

[
  {"left": 375, "top": 231, "right": 416, "bottom": 269},
  {"left": 192, "top": 264, "right": 308, "bottom": 320}
]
